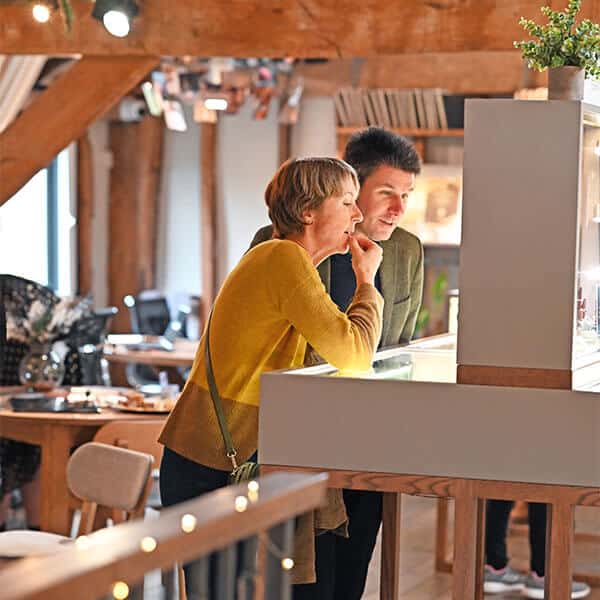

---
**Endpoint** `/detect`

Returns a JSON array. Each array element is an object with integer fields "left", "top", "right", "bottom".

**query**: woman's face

[{"left": 306, "top": 176, "right": 363, "bottom": 255}]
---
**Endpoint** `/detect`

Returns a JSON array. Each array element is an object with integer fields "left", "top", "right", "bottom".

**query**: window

[{"left": 0, "top": 146, "right": 76, "bottom": 295}]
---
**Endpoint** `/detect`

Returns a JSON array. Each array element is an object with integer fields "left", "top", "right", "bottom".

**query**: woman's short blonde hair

[{"left": 264, "top": 157, "right": 359, "bottom": 238}]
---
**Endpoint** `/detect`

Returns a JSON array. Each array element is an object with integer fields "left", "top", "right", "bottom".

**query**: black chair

[
  {"left": 123, "top": 292, "right": 190, "bottom": 393},
  {"left": 62, "top": 307, "right": 118, "bottom": 386}
]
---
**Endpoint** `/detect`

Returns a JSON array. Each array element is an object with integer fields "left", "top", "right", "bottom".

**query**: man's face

[{"left": 356, "top": 165, "right": 416, "bottom": 241}]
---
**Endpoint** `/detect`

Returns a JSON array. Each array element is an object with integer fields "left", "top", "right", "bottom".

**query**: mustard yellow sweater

[{"left": 159, "top": 239, "right": 383, "bottom": 470}]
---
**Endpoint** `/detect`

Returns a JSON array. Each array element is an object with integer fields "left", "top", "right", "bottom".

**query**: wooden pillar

[
  {"left": 108, "top": 116, "right": 164, "bottom": 332},
  {"left": 278, "top": 123, "right": 292, "bottom": 165},
  {"left": 200, "top": 122, "right": 217, "bottom": 326},
  {"left": 77, "top": 133, "right": 94, "bottom": 297}
]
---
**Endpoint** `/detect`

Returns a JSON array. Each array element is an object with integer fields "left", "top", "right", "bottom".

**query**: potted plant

[{"left": 514, "top": 0, "right": 600, "bottom": 100}]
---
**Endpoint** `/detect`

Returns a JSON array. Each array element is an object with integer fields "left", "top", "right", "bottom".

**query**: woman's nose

[{"left": 353, "top": 205, "right": 363, "bottom": 223}]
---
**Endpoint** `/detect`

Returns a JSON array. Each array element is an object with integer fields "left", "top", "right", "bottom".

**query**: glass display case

[
  {"left": 457, "top": 100, "right": 600, "bottom": 390},
  {"left": 287, "top": 334, "right": 457, "bottom": 383},
  {"left": 574, "top": 110, "right": 600, "bottom": 367}
]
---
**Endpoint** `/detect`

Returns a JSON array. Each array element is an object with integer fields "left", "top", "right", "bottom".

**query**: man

[{"left": 250, "top": 127, "right": 423, "bottom": 599}]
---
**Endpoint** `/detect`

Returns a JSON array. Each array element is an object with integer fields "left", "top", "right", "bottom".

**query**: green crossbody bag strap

[{"left": 204, "top": 310, "right": 239, "bottom": 470}]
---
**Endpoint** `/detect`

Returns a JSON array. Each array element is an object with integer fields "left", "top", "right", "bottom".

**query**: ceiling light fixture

[
  {"left": 204, "top": 98, "right": 228, "bottom": 111},
  {"left": 32, "top": 3, "right": 51, "bottom": 22},
  {"left": 92, "top": 0, "right": 139, "bottom": 38}
]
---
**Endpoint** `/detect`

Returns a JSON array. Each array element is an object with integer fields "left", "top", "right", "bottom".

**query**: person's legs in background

[
  {"left": 484, "top": 499, "right": 527, "bottom": 594},
  {"left": 521, "top": 503, "right": 590, "bottom": 599}
]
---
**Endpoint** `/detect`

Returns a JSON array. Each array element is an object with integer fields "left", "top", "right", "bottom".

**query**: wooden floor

[{"left": 363, "top": 496, "right": 600, "bottom": 599}]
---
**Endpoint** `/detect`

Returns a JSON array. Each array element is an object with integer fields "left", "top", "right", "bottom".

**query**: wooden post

[
  {"left": 380, "top": 492, "right": 401, "bottom": 600},
  {"left": 108, "top": 116, "right": 164, "bottom": 332},
  {"left": 77, "top": 133, "right": 94, "bottom": 296},
  {"left": 278, "top": 123, "right": 292, "bottom": 165},
  {"left": 200, "top": 122, "right": 217, "bottom": 325}
]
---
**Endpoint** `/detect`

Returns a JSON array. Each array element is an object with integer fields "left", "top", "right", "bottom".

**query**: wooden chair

[
  {"left": 93, "top": 420, "right": 164, "bottom": 519},
  {"left": 0, "top": 442, "right": 153, "bottom": 557},
  {"left": 92, "top": 421, "right": 185, "bottom": 599}
]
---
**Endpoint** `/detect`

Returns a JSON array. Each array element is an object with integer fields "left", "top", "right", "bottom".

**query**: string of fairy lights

[{"left": 71, "top": 480, "right": 295, "bottom": 600}]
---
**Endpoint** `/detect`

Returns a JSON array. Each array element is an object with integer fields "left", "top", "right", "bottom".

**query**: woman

[{"left": 159, "top": 157, "right": 383, "bottom": 594}]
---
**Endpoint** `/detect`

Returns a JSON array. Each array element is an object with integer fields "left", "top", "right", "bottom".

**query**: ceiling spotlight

[
  {"left": 204, "top": 98, "right": 228, "bottom": 111},
  {"left": 32, "top": 3, "right": 51, "bottom": 23},
  {"left": 92, "top": 0, "right": 139, "bottom": 38}
]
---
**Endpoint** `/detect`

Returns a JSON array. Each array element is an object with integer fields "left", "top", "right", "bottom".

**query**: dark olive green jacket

[{"left": 250, "top": 225, "right": 423, "bottom": 346}]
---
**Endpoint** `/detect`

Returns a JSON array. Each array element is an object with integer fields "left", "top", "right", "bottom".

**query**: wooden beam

[
  {"left": 200, "top": 122, "right": 217, "bottom": 325},
  {"left": 0, "top": 55, "right": 158, "bottom": 206},
  {"left": 107, "top": 116, "right": 164, "bottom": 332},
  {"left": 76, "top": 134, "right": 93, "bottom": 296},
  {"left": 297, "top": 52, "right": 547, "bottom": 96},
  {"left": 1, "top": 1, "right": 599, "bottom": 56},
  {"left": 278, "top": 123, "right": 292, "bottom": 165}
]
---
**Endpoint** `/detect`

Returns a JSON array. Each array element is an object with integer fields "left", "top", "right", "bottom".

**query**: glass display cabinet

[{"left": 457, "top": 100, "right": 600, "bottom": 390}]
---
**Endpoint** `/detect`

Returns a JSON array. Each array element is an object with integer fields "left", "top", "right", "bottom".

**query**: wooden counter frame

[{"left": 261, "top": 464, "right": 600, "bottom": 600}]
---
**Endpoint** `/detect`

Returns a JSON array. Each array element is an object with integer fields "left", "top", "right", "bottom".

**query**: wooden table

[
  {"left": 104, "top": 339, "right": 198, "bottom": 368},
  {"left": 0, "top": 402, "right": 166, "bottom": 535}
]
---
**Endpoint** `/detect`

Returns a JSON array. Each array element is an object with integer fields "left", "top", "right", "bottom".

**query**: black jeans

[
  {"left": 485, "top": 499, "right": 547, "bottom": 576},
  {"left": 293, "top": 489, "right": 382, "bottom": 600}
]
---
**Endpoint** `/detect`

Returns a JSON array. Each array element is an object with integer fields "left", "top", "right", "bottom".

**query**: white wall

[
  {"left": 217, "top": 100, "right": 279, "bottom": 282},
  {"left": 291, "top": 96, "right": 337, "bottom": 157},
  {"left": 156, "top": 105, "right": 202, "bottom": 301}
]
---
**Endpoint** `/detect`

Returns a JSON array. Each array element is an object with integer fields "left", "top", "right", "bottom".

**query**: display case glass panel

[
  {"left": 288, "top": 334, "right": 456, "bottom": 383},
  {"left": 574, "top": 108, "right": 600, "bottom": 370}
]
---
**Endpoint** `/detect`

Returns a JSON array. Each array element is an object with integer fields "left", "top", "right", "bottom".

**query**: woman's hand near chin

[{"left": 349, "top": 233, "right": 383, "bottom": 286}]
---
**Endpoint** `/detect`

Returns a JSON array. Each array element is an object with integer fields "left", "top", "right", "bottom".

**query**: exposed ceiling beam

[
  {"left": 0, "top": 55, "right": 158, "bottom": 206},
  {"left": 1, "top": 1, "right": 599, "bottom": 56},
  {"left": 296, "top": 52, "right": 547, "bottom": 96}
]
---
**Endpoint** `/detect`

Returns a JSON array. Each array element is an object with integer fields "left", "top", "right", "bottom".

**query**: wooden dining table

[
  {"left": 0, "top": 389, "right": 167, "bottom": 535},
  {"left": 103, "top": 338, "right": 198, "bottom": 368}
]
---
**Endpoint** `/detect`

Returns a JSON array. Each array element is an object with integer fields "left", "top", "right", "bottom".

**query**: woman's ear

[{"left": 301, "top": 209, "right": 314, "bottom": 226}]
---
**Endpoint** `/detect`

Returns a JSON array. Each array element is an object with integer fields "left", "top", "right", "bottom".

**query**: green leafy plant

[{"left": 514, "top": 0, "right": 600, "bottom": 78}]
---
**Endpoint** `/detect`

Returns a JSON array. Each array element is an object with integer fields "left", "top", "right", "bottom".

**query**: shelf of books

[{"left": 334, "top": 87, "right": 464, "bottom": 136}]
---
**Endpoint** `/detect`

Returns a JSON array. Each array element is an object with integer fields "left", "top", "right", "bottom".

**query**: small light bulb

[
  {"left": 32, "top": 4, "right": 50, "bottom": 23},
  {"left": 112, "top": 581, "right": 129, "bottom": 600},
  {"left": 247, "top": 481, "right": 259, "bottom": 493},
  {"left": 281, "top": 557, "right": 294, "bottom": 570},
  {"left": 140, "top": 536, "right": 157, "bottom": 552},
  {"left": 181, "top": 514, "right": 197, "bottom": 532},
  {"left": 103, "top": 10, "right": 130, "bottom": 37},
  {"left": 234, "top": 495, "right": 248, "bottom": 512}
]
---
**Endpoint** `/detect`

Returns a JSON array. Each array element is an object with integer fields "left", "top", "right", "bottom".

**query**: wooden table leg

[
  {"left": 39, "top": 426, "right": 78, "bottom": 534},
  {"left": 435, "top": 498, "right": 453, "bottom": 573},
  {"left": 452, "top": 482, "right": 485, "bottom": 600},
  {"left": 545, "top": 501, "right": 573, "bottom": 600},
  {"left": 380, "top": 492, "right": 401, "bottom": 600}
]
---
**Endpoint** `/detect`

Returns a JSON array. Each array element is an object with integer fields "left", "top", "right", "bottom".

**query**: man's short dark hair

[{"left": 343, "top": 127, "right": 421, "bottom": 183}]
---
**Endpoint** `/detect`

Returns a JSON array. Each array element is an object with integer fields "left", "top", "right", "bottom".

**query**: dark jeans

[
  {"left": 293, "top": 489, "right": 382, "bottom": 600},
  {"left": 160, "top": 447, "right": 256, "bottom": 599},
  {"left": 485, "top": 499, "right": 547, "bottom": 576}
]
